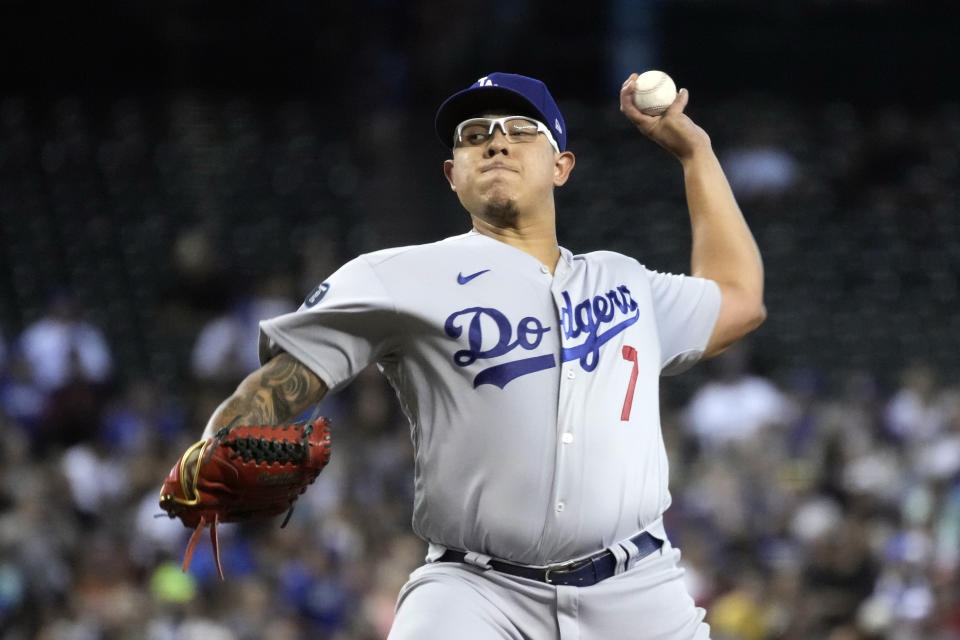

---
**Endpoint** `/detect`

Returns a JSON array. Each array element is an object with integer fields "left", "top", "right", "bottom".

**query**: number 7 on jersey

[{"left": 620, "top": 345, "right": 638, "bottom": 421}]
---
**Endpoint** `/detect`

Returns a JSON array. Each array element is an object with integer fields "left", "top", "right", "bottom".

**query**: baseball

[{"left": 632, "top": 70, "right": 677, "bottom": 116}]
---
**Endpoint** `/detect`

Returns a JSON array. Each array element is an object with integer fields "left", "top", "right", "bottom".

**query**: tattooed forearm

[
  {"left": 202, "top": 353, "right": 328, "bottom": 438},
  {"left": 259, "top": 354, "right": 315, "bottom": 417}
]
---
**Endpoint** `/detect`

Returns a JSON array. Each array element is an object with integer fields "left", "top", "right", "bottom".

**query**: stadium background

[{"left": 1, "top": 1, "right": 958, "bottom": 638}]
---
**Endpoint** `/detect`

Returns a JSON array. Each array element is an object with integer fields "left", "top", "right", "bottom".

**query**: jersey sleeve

[
  {"left": 646, "top": 269, "right": 722, "bottom": 376},
  {"left": 258, "top": 255, "right": 397, "bottom": 391}
]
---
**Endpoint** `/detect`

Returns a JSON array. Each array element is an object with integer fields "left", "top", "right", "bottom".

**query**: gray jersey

[{"left": 259, "top": 230, "right": 720, "bottom": 566}]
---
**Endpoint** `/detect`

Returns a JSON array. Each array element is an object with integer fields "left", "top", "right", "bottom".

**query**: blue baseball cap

[{"left": 435, "top": 72, "right": 567, "bottom": 151}]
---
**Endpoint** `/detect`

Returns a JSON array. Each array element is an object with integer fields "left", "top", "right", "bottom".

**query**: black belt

[{"left": 438, "top": 531, "right": 662, "bottom": 587}]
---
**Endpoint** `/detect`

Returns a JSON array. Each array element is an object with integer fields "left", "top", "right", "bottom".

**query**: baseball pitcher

[{"left": 162, "top": 72, "right": 765, "bottom": 639}]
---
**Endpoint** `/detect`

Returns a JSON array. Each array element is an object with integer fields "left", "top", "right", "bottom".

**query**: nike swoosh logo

[{"left": 457, "top": 269, "right": 491, "bottom": 285}]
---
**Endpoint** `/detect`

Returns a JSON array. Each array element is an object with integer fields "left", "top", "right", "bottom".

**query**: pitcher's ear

[
  {"left": 553, "top": 151, "right": 576, "bottom": 187},
  {"left": 443, "top": 159, "right": 457, "bottom": 191}
]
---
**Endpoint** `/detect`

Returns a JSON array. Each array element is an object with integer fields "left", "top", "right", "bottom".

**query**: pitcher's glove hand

[{"left": 159, "top": 416, "right": 331, "bottom": 579}]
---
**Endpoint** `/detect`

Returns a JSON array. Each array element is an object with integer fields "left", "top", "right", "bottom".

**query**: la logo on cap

[{"left": 477, "top": 76, "right": 495, "bottom": 87}]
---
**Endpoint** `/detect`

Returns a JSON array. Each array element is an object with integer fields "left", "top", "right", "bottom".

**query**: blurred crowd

[
  {"left": 0, "top": 299, "right": 421, "bottom": 639},
  {"left": 1, "top": 83, "right": 960, "bottom": 638},
  {"left": 1, "top": 291, "right": 959, "bottom": 639}
]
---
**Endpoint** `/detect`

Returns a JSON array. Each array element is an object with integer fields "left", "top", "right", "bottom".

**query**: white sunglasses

[{"left": 454, "top": 116, "right": 560, "bottom": 153}]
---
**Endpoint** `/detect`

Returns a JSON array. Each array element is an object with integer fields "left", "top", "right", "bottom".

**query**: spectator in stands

[
  {"left": 17, "top": 291, "right": 112, "bottom": 393},
  {"left": 885, "top": 362, "right": 948, "bottom": 445},
  {"left": 191, "top": 274, "right": 296, "bottom": 386},
  {"left": 14, "top": 291, "right": 112, "bottom": 450},
  {"left": 682, "top": 341, "right": 793, "bottom": 449}
]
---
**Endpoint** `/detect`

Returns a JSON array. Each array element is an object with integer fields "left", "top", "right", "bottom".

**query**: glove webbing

[{"left": 223, "top": 433, "right": 310, "bottom": 465}]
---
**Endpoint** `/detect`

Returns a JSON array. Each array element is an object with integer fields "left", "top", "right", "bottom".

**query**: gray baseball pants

[{"left": 388, "top": 539, "right": 710, "bottom": 640}]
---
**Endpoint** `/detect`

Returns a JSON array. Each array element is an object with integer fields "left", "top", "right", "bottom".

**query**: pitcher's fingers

[{"left": 664, "top": 88, "right": 689, "bottom": 116}]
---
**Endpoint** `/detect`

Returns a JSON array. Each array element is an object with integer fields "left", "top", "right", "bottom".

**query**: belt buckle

[{"left": 544, "top": 557, "right": 591, "bottom": 585}]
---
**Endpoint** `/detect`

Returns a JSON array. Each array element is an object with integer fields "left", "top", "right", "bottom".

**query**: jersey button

[
  {"left": 539, "top": 264, "right": 550, "bottom": 274},
  {"left": 561, "top": 432, "right": 574, "bottom": 444},
  {"left": 555, "top": 502, "right": 565, "bottom": 512},
  {"left": 566, "top": 370, "right": 575, "bottom": 380}
]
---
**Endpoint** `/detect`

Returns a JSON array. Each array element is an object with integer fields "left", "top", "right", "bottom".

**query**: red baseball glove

[{"left": 159, "top": 416, "right": 332, "bottom": 579}]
